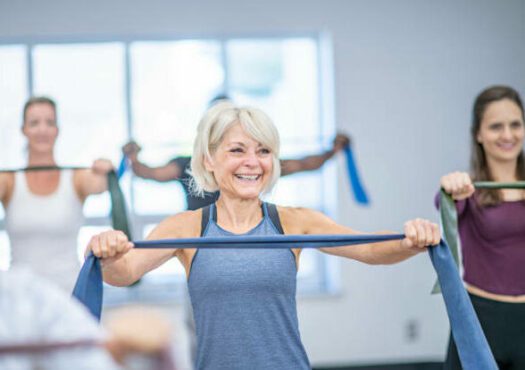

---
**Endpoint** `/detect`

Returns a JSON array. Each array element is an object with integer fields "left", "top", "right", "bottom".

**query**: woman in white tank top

[{"left": 0, "top": 97, "right": 114, "bottom": 293}]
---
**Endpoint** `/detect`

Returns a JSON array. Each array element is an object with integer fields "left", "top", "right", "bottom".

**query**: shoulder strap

[
  {"left": 200, "top": 205, "right": 211, "bottom": 236},
  {"left": 266, "top": 203, "right": 284, "bottom": 235}
]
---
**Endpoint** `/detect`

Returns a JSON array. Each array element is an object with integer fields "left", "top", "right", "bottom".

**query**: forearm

[
  {"left": 303, "top": 150, "right": 334, "bottom": 170},
  {"left": 322, "top": 231, "right": 420, "bottom": 265},
  {"left": 130, "top": 161, "right": 179, "bottom": 182},
  {"left": 101, "top": 255, "right": 138, "bottom": 287},
  {"left": 281, "top": 150, "right": 334, "bottom": 176},
  {"left": 363, "top": 237, "right": 421, "bottom": 265},
  {"left": 131, "top": 161, "right": 158, "bottom": 180}
]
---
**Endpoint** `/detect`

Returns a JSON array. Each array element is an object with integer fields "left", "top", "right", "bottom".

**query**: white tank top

[{"left": 5, "top": 170, "right": 85, "bottom": 293}]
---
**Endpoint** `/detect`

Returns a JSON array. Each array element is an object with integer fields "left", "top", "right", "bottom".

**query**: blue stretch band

[
  {"left": 73, "top": 234, "right": 496, "bottom": 370},
  {"left": 344, "top": 145, "right": 370, "bottom": 205},
  {"left": 116, "top": 156, "right": 128, "bottom": 180}
]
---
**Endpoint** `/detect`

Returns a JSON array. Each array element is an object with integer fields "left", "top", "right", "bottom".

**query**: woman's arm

[
  {"left": 86, "top": 210, "right": 200, "bottom": 286},
  {"left": 280, "top": 133, "right": 350, "bottom": 176},
  {"left": 122, "top": 141, "right": 183, "bottom": 182},
  {"left": 0, "top": 173, "right": 14, "bottom": 207},
  {"left": 74, "top": 159, "right": 115, "bottom": 201},
  {"left": 279, "top": 207, "right": 440, "bottom": 265}
]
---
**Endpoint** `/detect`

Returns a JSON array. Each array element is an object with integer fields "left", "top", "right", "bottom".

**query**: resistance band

[
  {"left": 343, "top": 145, "right": 370, "bottom": 205},
  {"left": 432, "top": 181, "right": 525, "bottom": 293},
  {"left": 73, "top": 234, "right": 496, "bottom": 369}
]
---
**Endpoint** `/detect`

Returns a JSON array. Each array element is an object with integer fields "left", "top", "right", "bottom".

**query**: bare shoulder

[
  {"left": 276, "top": 205, "right": 331, "bottom": 234},
  {"left": 147, "top": 209, "right": 202, "bottom": 240}
]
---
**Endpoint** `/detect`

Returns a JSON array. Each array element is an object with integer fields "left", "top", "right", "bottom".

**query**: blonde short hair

[{"left": 190, "top": 102, "right": 281, "bottom": 197}]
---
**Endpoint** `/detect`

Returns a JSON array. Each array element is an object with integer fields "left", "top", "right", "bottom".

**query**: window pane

[
  {"left": 130, "top": 40, "right": 223, "bottom": 215},
  {"left": 0, "top": 45, "right": 28, "bottom": 170},
  {"left": 226, "top": 38, "right": 320, "bottom": 142},
  {"left": 133, "top": 178, "right": 187, "bottom": 215},
  {"left": 32, "top": 43, "right": 127, "bottom": 217}
]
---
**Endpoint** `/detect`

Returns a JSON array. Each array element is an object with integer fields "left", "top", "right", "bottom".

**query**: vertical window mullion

[
  {"left": 26, "top": 43, "right": 34, "bottom": 96},
  {"left": 220, "top": 38, "right": 230, "bottom": 95}
]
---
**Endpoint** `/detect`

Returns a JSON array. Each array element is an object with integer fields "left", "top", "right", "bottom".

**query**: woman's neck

[
  {"left": 215, "top": 194, "right": 263, "bottom": 233},
  {"left": 486, "top": 157, "right": 518, "bottom": 182},
  {"left": 27, "top": 152, "right": 56, "bottom": 167}
]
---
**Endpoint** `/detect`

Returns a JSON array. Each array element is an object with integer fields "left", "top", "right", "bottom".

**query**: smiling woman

[
  {"left": 438, "top": 85, "right": 525, "bottom": 369},
  {"left": 0, "top": 97, "right": 114, "bottom": 293},
  {"left": 86, "top": 101, "right": 440, "bottom": 370},
  {"left": 190, "top": 101, "right": 281, "bottom": 203}
]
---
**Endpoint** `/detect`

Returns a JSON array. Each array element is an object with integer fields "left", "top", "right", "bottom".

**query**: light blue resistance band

[
  {"left": 73, "top": 234, "right": 496, "bottom": 369},
  {"left": 344, "top": 145, "right": 370, "bottom": 205}
]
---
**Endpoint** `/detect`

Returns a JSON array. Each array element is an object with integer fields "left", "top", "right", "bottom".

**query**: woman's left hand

[
  {"left": 401, "top": 218, "right": 440, "bottom": 251},
  {"left": 92, "top": 158, "right": 114, "bottom": 175}
]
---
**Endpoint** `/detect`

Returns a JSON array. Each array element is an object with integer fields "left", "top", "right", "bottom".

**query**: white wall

[{"left": 2, "top": 0, "right": 524, "bottom": 367}]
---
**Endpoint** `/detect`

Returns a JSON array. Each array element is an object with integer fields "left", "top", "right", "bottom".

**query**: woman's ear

[
  {"left": 476, "top": 132, "right": 483, "bottom": 144},
  {"left": 204, "top": 154, "right": 214, "bottom": 173}
]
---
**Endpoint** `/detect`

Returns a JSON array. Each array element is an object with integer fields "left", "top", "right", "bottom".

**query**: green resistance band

[{"left": 432, "top": 181, "right": 525, "bottom": 294}]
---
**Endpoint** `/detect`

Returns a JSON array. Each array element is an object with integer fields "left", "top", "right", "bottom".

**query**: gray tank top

[{"left": 188, "top": 202, "right": 311, "bottom": 370}]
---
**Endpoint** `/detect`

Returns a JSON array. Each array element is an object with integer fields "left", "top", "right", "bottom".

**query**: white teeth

[{"left": 236, "top": 175, "right": 259, "bottom": 180}]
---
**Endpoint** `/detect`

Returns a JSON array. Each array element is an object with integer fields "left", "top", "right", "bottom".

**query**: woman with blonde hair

[{"left": 86, "top": 101, "right": 439, "bottom": 369}]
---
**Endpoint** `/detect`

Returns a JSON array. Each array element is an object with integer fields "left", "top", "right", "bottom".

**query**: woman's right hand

[
  {"left": 86, "top": 230, "right": 134, "bottom": 260},
  {"left": 440, "top": 171, "right": 475, "bottom": 200}
]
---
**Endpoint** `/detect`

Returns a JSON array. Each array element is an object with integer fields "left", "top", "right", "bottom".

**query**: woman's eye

[
  {"left": 230, "top": 148, "right": 243, "bottom": 153},
  {"left": 259, "top": 148, "right": 271, "bottom": 154},
  {"left": 489, "top": 123, "right": 502, "bottom": 131},
  {"left": 511, "top": 121, "right": 524, "bottom": 129}
]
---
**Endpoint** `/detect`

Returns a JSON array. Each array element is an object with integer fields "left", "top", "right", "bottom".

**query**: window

[{"left": 0, "top": 36, "right": 337, "bottom": 300}]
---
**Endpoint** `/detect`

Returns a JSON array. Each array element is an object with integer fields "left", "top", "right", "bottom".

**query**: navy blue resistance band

[
  {"left": 343, "top": 145, "right": 370, "bottom": 205},
  {"left": 73, "top": 234, "right": 496, "bottom": 370}
]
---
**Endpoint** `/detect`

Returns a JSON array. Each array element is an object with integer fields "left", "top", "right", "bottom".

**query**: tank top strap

[
  {"left": 200, "top": 205, "right": 213, "bottom": 237},
  {"left": 264, "top": 202, "right": 284, "bottom": 235}
]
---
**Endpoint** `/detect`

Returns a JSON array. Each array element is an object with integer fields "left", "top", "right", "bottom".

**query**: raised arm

[
  {"left": 280, "top": 207, "right": 440, "bottom": 265},
  {"left": 122, "top": 141, "right": 183, "bottom": 182},
  {"left": 280, "top": 133, "right": 350, "bottom": 176}
]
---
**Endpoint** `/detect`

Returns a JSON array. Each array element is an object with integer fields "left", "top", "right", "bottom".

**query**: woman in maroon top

[{"left": 440, "top": 86, "right": 525, "bottom": 369}]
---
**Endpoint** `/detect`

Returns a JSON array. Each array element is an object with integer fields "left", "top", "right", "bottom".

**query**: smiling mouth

[
  {"left": 235, "top": 174, "right": 262, "bottom": 181},
  {"left": 496, "top": 143, "right": 517, "bottom": 150}
]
